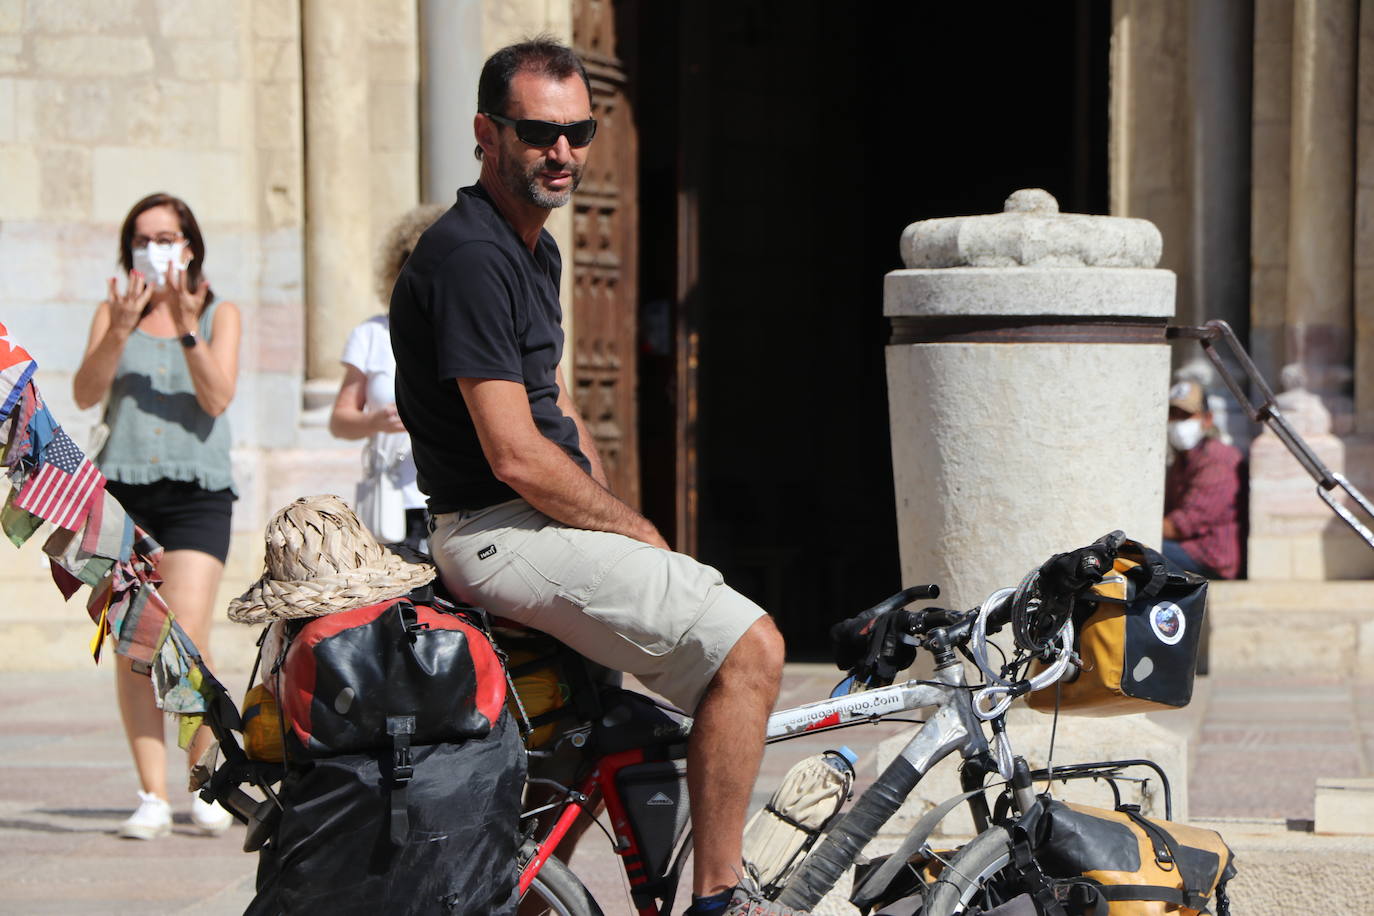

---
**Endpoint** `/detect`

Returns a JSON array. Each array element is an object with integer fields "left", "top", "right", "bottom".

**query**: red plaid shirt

[{"left": 1165, "top": 436, "right": 1244, "bottom": 578}]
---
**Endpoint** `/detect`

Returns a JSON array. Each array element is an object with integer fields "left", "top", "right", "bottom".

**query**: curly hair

[{"left": 375, "top": 203, "right": 448, "bottom": 307}]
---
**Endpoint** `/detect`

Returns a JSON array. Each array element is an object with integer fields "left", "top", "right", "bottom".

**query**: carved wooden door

[{"left": 571, "top": 1, "right": 640, "bottom": 508}]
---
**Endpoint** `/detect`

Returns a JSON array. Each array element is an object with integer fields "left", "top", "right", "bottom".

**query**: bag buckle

[{"left": 387, "top": 715, "right": 416, "bottom": 782}]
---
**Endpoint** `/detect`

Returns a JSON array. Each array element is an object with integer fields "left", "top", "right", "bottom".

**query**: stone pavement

[{"left": 0, "top": 664, "right": 1367, "bottom": 915}]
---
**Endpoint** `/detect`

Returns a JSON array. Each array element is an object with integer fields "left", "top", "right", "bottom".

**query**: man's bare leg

[{"left": 688, "top": 616, "right": 786, "bottom": 896}]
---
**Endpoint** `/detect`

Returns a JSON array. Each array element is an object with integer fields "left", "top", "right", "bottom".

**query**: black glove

[{"left": 1038, "top": 530, "right": 1124, "bottom": 601}]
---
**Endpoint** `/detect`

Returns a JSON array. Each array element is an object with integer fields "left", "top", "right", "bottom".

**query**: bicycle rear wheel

[
  {"left": 921, "top": 826, "right": 1028, "bottom": 915},
  {"left": 519, "top": 849, "right": 605, "bottom": 916}
]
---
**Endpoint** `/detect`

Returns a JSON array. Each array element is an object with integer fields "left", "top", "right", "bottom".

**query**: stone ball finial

[
  {"left": 899, "top": 188, "right": 1163, "bottom": 269},
  {"left": 1004, "top": 188, "right": 1059, "bottom": 214}
]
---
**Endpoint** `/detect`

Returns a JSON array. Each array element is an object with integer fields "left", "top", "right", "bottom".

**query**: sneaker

[
  {"left": 719, "top": 886, "right": 809, "bottom": 916},
  {"left": 684, "top": 884, "right": 810, "bottom": 916},
  {"left": 118, "top": 791, "right": 172, "bottom": 840},
  {"left": 190, "top": 794, "right": 234, "bottom": 836}
]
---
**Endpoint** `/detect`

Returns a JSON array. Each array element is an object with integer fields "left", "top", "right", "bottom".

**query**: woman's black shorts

[{"left": 104, "top": 479, "right": 235, "bottom": 564}]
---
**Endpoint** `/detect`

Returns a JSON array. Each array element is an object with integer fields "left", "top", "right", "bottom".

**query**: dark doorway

[{"left": 633, "top": 2, "right": 1110, "bottom": 657}]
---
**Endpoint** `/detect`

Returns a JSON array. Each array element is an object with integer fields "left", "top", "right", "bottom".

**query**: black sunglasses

[{"left": 482, "top": 112, "right": 597, "bottom": 148}]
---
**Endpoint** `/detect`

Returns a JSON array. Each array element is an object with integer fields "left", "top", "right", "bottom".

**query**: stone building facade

[
  {"left": 1114, "top": 0, "right": 1374, "bottom": 579},
  {"left": 1, "top": 0, "right": 1370, "bottom": 662}
]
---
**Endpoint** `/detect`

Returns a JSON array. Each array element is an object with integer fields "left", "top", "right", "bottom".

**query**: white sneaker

[
  {"left": 190, "top": 794, "right": 233, "bottom": 836},
  {"left": 118, "top": 791, "right": 172, "bottom": 840}
]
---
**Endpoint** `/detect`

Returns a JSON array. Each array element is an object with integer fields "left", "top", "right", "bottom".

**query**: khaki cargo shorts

[{"left": 430, "top": 499, "right": 765, "bottom": 713}]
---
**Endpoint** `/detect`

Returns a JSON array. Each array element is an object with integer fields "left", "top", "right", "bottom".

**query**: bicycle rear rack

[{"left": 1167, "top": 319, "right": 1374, "bottom": 551}]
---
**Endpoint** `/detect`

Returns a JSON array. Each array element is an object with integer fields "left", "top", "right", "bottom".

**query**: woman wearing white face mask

[
  {"left": 73, "top": 193, "right": 241, "bottom": 840},
  {"left": 1161, "top": 380, "right": 1244, "bottom": 580}
]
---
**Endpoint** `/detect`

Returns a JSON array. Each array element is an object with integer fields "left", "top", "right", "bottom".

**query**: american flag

[{"left": 14, "top": 427, "right": 105, "bottom": 531}]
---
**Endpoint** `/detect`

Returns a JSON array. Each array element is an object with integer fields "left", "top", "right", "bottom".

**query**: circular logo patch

[{"left": 1149, "top": 601, "right": 1185, "bottom": 645}]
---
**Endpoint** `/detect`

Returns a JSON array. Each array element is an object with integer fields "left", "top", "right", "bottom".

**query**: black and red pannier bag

[{"left": 250, "top": 591, "right": 525, "bottom": 916}]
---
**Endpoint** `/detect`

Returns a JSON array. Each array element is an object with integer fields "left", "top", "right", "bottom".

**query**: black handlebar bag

[
  {"left": 250, "top": 594, "right": 524, "bottom": 916},
  {"left": 1030, "top": 539, "right": 1207, "bottom": 716}
]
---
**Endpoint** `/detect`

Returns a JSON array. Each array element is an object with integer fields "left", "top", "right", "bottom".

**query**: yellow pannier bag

[
  {"left": 1029, "top": 539, "right": 1207, "bottom": 717},
  {"left": 241, "top": 682, "right": 285, "bottom": 763},
  {"left": 1037, "top": 800, "right": 1235, "bottom": 915},
  {"left": 499, "top": 631, "right": 574, "bottom": 749}
]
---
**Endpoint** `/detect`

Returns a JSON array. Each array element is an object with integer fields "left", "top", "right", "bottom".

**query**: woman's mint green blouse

[{"left": 98, "top": 301, "right": 236, "bottom": 494}]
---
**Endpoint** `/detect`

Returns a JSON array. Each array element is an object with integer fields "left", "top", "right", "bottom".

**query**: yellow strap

[{"left": 89, "top": 590, "right": 111, "bottom": 662}]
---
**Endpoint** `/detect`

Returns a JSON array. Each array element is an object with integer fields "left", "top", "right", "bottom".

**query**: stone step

[
  {"left": 1209, "top": 820, "right": 1374, "bottom": 914},
  {"left": 1314, "top": 778, "right": 1374, "bottom": 835},
  {"left": 1205, "top": 580, "right": 1374, "bottom": 678}
]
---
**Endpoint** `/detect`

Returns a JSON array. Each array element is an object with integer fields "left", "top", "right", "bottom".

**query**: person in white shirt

[{"left": 329, "top": 203, "right": 446, "bottom": 550}]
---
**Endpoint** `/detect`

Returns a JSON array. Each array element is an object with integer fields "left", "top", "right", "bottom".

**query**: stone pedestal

[
  {"left": 879, "top": 190, "right": 1188, "bottom": 830},
  {"left": 884, "top": 189, "right": 1176, "bottom": 611}
]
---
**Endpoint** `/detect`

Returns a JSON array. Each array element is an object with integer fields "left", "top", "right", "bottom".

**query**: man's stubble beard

[{"left": 499, "top": 151, "right": 583, "bottom": 209}]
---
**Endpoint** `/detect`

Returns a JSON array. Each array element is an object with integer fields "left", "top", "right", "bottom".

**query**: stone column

[
  {"left": 1284, "top": 0, "right": 1357, "bottom": 411},
  {"left": 420, "top": 0, "right": 483, "bottom": 204},
  {"left": 1246, "top": 0, "right": 1373, "bottom": 580},
  {"left": 885, "top": 189, "right": 1175, "bottom": 612},
  {"left": 301, "top": 0, "right": 373, "bottom": 402},
  {"left": 878, "top": 191, "right": 1186, "bottom": 836}
]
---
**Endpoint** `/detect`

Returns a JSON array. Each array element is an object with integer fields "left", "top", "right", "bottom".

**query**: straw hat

[{"left": 227, "top": 494, "right": 436, "bottom": 624}]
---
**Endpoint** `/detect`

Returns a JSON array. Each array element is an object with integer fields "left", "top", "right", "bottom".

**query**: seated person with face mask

[{"left": 1162, "top": 380, "right": 1244, "bottom": 579}]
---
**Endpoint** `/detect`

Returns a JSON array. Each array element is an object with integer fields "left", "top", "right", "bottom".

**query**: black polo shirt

[{"left": 390, "top": 183, "right": 590, "bottom": 513}]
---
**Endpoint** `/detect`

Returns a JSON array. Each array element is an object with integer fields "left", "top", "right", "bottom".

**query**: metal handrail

[{"left": 1167, "top": 319, "right": 1374, "bottom": 551}]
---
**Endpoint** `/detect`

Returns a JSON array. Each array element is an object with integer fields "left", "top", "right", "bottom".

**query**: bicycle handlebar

[{"left": 831, "top": 532, "right": 1125, "bottom": 686}]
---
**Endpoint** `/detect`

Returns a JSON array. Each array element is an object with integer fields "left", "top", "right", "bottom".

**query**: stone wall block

[
  {"left": 253, "top": 80, "right": 300, "bottom": 151},
  {"left": 217, "top": 81, "right": 249, "bottom": 147},
  {"left": 369, "top": 149, "right": 420, "bottom": 253},
  {"left": 365, "top": 0, "right": 417, "bottom": 43},
  {"left": 0, "top": 0, "right": 19, "bottom": 34},
  {"left": 1358, "top": 187, "right": 1374, "bottom": 267},
  {"left": 251, "top": 0, "right": 298, "bottom": 39},
  {"left": 27, "top": 81, "right": 123, "bottom": 145},
  {"left": 126, "top": 80, "right": 220, "bottom": 147},
  {"left": 0, "top": 35, "right": 22, "bottom": 73},
  {"left": 1252, "top": 40, "right": 1294, "bottom": 121},
  {"left": 1250, "top": 265, "right": 1289, "bottom": 312},
  {"left": 156, "top": 0, "right": 241, "bottom": 38},
  {"left": 0, "top": 146, "right": 40, "bottom": 219},
  {"left": 0, "top": 303, "right": 93, "bottom": 370},
  {"left": 368, "top": 80, "right": 417, "bottom": 153},
  {"left": 25, "top": 0, "right": 141, "bottom": 33},
  {"left": 251, "top": 37, "right": 294, "bottom": 81},
  {"left": 0, "top": 77, "right": 13, "bottom": 141},
  {"left": 1357, "top": 120, "right": 1374, "bottom": 193},
  {"left": 1250, "top": 178, "right": 1291, "bottom": 268},
  {"left": 33, "top": 37, "right": 152, "bottom": 76},
  {"left": 92, "top": 147, "right": 247, "bottom": 223},
  {"left": 257, "top": 148, "right": 301, "bottom": 230},
  {"left": 170, "top": 40, "right": 241, "bottom": 81},
  {"left": 55, "top": 222, "right": 116, "bottom": 305},
  {"left": 370, "top": 41, "right": 418, "bottom": 84},
  {"left": 1251, "top": 116, "right": 1294, "bottom": 188},
  {"left": 257, "top": 226, "right": 303, "bottom": 305},
  {"left": 39, "top": 146, "right": 91, "bottom": 219},
  {"left": 255, "top": 301, "right": 305, "bottom": 375},
  {"left": 1361, "top": 35, "right": 1374, "bottom": 117}
]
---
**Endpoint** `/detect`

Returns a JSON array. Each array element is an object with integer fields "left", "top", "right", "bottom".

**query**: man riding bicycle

[{"left": 390, "top": 37, "right": 801, "bottom": 916}]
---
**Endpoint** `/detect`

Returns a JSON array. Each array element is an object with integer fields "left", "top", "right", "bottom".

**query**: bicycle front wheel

[
  {"left": 519, "top": 850, "right": 605, "bottom": 916},
  {"left": 921, "top": 826, "right": 1027, "bottom": 915}
]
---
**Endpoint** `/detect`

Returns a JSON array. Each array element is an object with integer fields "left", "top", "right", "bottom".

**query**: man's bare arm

[
  {"left": 459, "top": 377, "right": 667, "bottom": 548},
  {"left": 555, "top": 364, "right": 609, "bottom": 488}
]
